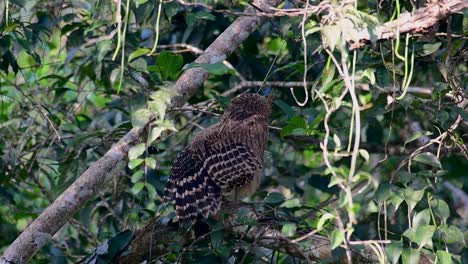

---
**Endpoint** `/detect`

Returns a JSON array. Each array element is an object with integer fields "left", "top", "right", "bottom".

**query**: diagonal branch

[{"left": 0, "top": 0, "right": 282, "bottom": 263}]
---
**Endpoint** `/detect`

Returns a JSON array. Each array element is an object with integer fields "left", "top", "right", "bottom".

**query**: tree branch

[
  {"left": 351, "top": 0, "right": 468, "bottom": 49},
  {"left": 115, "top": 202, "right": 374, "bottom": 263},
  {"left": 0, "top": 0, "right": 282, "bottom": 263}
]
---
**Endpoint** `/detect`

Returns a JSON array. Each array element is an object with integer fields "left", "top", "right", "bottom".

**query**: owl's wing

[
  {"left": 204, "top": 140, "right": 263, "bottom": 192},
  {"left": 163, "top": 148, "right": 222, "bottom": 220}
]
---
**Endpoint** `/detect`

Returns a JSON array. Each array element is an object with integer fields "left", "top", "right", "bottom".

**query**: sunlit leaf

[
  {"left": 132, "top": 182, "right": 145, "bottom": 194},
  {"left": 149, "top": 98, "right": 167, "bottom": 120},
  {"left": 321, "top": 25, "right": 341, "bottom": 51},
  {"left": 359, "top": 149, "right": 369, "bottom": 162},
  {"left": 330, "top": 230, "right": 345, "bottom": 250},
  {"left": 281, "top": 223, "right": 297, "bottom": 237},
  {"left": 145, "top": 157, "right": 156, "bottom": 169},
  {"left": 436, "top": 250, "right": 453, "bottom": 264},
  {"left": 131, "top": 109, "right": 153, "bottom": 128},
  {"left": 403, "top": 187, "right": 425, "bottom": 212},
  {"left": 401, "top": 248, "right": 420, "bottom": 264},
  {"left": 413, "top": 152, "right": 442, "bottom": 169},
  {"left": 439, "top": 225, "right": 465, "bottom": 244},
  {"left": 128, "top": 48, "right": 150, "bottom": 62},
  {"left": 128, "top": 158, "right": 144, "bottom": 170},
  {"left": 316, "top": 212, "right": 334, "bottom": 231},
  {"left": 403, "top": 224, "right": 435, "bottom": 249},
  {"left": 131, "top": 171, "right": 144, "bottom": 183},
  {"left": 129, "top": 143, "right": 146, "bottom": 160},
  {"left": 280, "top": 198, "right": 300, "bottom": 208}
]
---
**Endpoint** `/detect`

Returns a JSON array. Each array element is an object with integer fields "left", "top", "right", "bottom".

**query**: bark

[
  {"left": 351, "top": 0, "right": 468, "bottom": 49},
  {"left": 0, "top": 0, "right": 281, "bottom": 263}
]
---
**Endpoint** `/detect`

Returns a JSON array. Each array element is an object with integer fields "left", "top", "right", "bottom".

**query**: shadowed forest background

[{"left": 0, "top": 0, "right": 467, "bottom": 263}]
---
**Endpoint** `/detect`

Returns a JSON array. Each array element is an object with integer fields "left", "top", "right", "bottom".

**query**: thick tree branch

[
  {"left": 0, "top": 0, "right": 281, "bottom": 263},
  {"left": 351, "top": 0, "right": 468, "bottom": 49}
]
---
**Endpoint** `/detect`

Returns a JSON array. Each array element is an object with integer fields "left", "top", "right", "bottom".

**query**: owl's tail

[{"left": 163, "top": 171, "right": 222, "bottom": 221}]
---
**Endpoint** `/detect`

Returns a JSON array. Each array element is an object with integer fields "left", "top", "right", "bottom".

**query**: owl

[{"left": 163, "top": 93, "right": 272, "bottom": 220}]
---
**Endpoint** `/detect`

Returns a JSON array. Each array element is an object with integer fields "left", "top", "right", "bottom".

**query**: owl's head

[{"left": 222, "top": 93, "right": 272, "bottom": 122}]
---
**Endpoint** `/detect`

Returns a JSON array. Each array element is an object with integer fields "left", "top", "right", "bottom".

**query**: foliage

[{"left": 0, "top": 0, "right": 466, "bottom": 263}]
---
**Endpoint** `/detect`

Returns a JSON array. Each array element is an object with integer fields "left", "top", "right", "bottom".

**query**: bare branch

[{"left": 351, "top": 0, "right": 468, "bottom": 49}]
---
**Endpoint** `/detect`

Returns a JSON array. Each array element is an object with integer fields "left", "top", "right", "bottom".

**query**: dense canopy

[{"left": 0, "top": 0, "right": 466, "bottom": 263}]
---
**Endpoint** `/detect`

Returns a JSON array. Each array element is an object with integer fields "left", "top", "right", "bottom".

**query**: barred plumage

[{"left": 163, "top": 93, "right": 271, "bottom": 221}]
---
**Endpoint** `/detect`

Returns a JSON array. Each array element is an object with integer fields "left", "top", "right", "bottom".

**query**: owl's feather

[{"left": 163, "top": 93, "right": 271, "bottom": 221}]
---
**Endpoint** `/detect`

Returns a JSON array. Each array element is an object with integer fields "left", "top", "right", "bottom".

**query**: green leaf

[
  {"left": 128, "top": 158, "right": 144, "bottom": 170},
  {"left": 132, "top": 182, "right": 145, "bottom": 194},
  {"left": 321, "top": 25, "right": 342, "bottom": 52},
  {"left": 154, "top": 52, "right": 184, "bottom": 80},
  {"left": 360, "top": 68, "right": 376, "bottom": 85},
  {"left": 280, "top": 198, "right": 300, "bottom": 208},
  {"left": 264, "top": 192, "right": 285, "bottom": 205},
  {"left": 128, "top": 57, "right": 147, "bottom": 72},
  {"left": 330, "top": 230, "right": 345, "bottom": 250},
  {"left": 316, "top": 212, "right": 334, "bottom": 231},
  {"left": 436, "top": 250, "right": 453, "bottom": 264},
  {"left": 308, "top": 111, "right": 325, "bottom": 129},
  {"left": 358, "top": 149, "right": 369, "bottom": 162},
  {"left": 274, "top": 100, "right": 296, "bottom": 118},
  {"left": 184, "top": 62, "right": 234, "bottom": 76},
  {"left": 148, "top": 98, "right": 167, "bottom": 120},
  {"left": 412, "top": 209, "right": 431, "bottom": 229},
  {"left": 281, "top": 223, "right": 297, "bottom": 237},
  {"left": 129, "top": 143, "right": 146, "bottom": 160},
  {"left": 185, "top": 10, "right": 215, "bottom": 26},
  {"left": 131, "top": 109, "right": 152, "bottom": 128},
  {"left": 374, "top": 183, "right": 396, "bottom": 204},
  {"left": 149, "top": 126, "right": 165, "bottom": 144},
  {"left": 106, "top": 230, "right": 133, "bottom": 257},
  {"left": 401, "top": 248, "right": 420, "bottom": 264},
  {"left": 128, "top": 48, "right": 151, "bottom": 62},
  {"left": 403, "top": 187, "right": 425, "bottom": 213},
  {"left": 430, "top": 197, "right": 450, "bottom": 224},
  {"left": 413, "top": 152, "right": 442, "bottom": 169},
  {"left": 418, "top": 42, "right": 442, "bottom": 56},
  {"left": 131, "top": 171, "right": 144, "bottom": 183},
  {"left": 17, "top": 50, "right": 36, "bottom": 68},
  {"left": 321, "top": 64, "right": 336, "bottom": 86},
  {"left": 150, "top": 89, "right": 174, "bottom": 104},
  {"left": 404, "top": 131, "right": 432, "bottom": 147},
  {"left": 439, "top": 225, "right": 465, "bottom": 244},
  {"left": 389, "top": 188, "right": 405, "bottom": 211},
  {"left": 146, "top": 183, "right": 157, "bottom": 198},
  {"left": 385, "top": 240, "right": 403, "bottom": 264},
  {"left": 403, "top": 224, "right": 435, "bottom": 250},
  {"left": 145, "top": 157, "right": 156, "bottom": 169},
  {"left": 305, "top": 26, "right": 321, "bottom": 36},
  {"left": 280, "top": 116, "right": 307, "bottom": 137}
]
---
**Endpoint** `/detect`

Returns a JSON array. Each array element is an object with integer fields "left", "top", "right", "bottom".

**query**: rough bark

[
  {"left": 0, "top": 0, "right": 281, "bottom": 263},
  {"left": 351, "top": 0, "right": 468, "bottom": 49}
]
